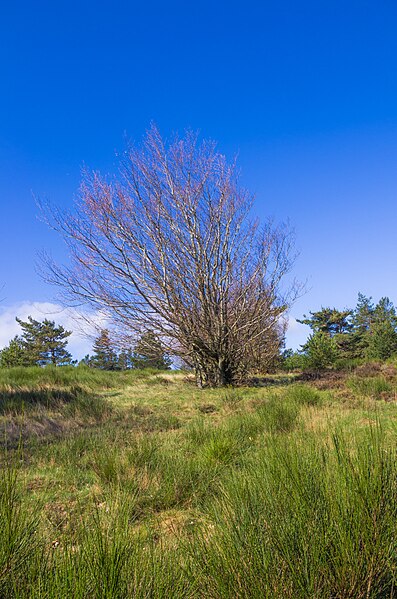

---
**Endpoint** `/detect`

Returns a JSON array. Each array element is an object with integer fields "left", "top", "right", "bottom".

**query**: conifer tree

[
  {"left": 366, "top": 297, "right": 397, "bottom": 360},
  {"left": 302, "top": 331, "right": 338, "bottom": 369},
  {"left": 298, "top": 308, "right": 352, "bottom": 336},
  {"left": 15, "top": 316, "right": 73, "bottom": 366},
  {"left": 91, "top": 329, "right": 118, "bottom": 370},
  {"left": 0, "top": 336, "right": 28, "bottom": 367},
  {"left": 117, "top": 348, "right": 133, "bottom": 370},
  {"left": 39, "top": 319, "right": 73, "bottom": 365},
  {"left": 349, "top": 293, "right": 375, "bottom": 358},
  {"left": 78, "top": 354, "right": 93, "bottom": 367},
  {"left": 132, "top": 331, "right": 171, "bottom": 370},
  {"left": 298, "top": 307, "right": 353, "bottom": 359}
]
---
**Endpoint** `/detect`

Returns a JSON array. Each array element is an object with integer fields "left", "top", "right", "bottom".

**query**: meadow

[{"left": 1, "top": 365, "right": 397, "bottom": 597}]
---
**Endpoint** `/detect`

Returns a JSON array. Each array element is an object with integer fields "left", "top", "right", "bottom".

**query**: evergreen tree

[
  {"left": 78, "top": 354, "right": 94, "bottom": 367},
  {"left": 352, "top": 293, "right": 374, "bottom": 334},
  {"left": 298, "top": 307, "right": 353, "bottom": 359},
  {"left": 16, "top": 316, "right": 73, "bottom": 366},
  {"left": 0, "top": 336, "right": 28, "bottom": 367},
  {"left": 303, "top": 331, "right": 338, "bottom": 369},
  {"left": 91, "top": 330, "right": 118, "bottom": 370},
  {"left": 39, "top": 319, "right": 73, "bottom": 365},
  {"left": 349, "top": 293, "right": 375, "bottom": 358},
  {"left": 366, "top": 297, "right": 397, "bottom": 360},
  {"left": 298, "top": 308, "right": 352, "bottom": 337},
  {"left": 15, "top": 317, "right": 42, "bottom": 364},
  {"left": 117, "top": 348, "right": 134, "bottom": 370},
  {"left": 132, "top": 331, "right": 171, "bottom": 370},
  {"left": 280, "top": 348, "right": 306, "bottom": 371}
]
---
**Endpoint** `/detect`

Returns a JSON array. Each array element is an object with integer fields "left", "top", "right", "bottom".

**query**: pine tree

[
  {"left": 298, "top": 307, "right": 353, "bottom": 359},
  {"left": 349, "top": 293, "right": 375, "bottom": 358},
  {"left": 15, "top": 316, "right": 73, "bottom": 366},
  {"left": 298, "top": 308, "right": 352, "bottom": 336},
  {"left": 91, "top": 330, "right": 118, "bottom": 370},
  {"left": 39, "top": 319, "right": 73, "bottom": 365},
  {"left": 366, "top": 297, "right": 397, "bottom": 360},
  {"left": 78, "top": 354, "right": 93, "bottom": 367},
  {"left": 352, "top": 293, "right": 374, "bottom": 334},
  {"left": 303, "top": 331, "right": 338, "bottom": 369},
  {"left": 0, "top": 336, "right": 28, "bottom": 367},
  {"left": 132, "top": 331, "right": 171, "bottom": 370},
  {"left": 117, "top": 348, "right": 134, "bottom": 370},
  {"left": 15, "top": 317, "right": 42, "bottom": 364}
]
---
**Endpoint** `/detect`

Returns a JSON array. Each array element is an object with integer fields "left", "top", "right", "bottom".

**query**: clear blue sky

[{"left": 1, "top": 0, "right": 397, "bottom": 355}]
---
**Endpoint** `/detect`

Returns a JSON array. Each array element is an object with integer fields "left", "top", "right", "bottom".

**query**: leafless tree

[{"left": 42, "top": 125, "right": 298, "bottom": 386}]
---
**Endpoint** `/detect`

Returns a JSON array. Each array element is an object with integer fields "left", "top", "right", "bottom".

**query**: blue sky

[{"left": 1, "top": 0, "right": 397, "bottom": 356}]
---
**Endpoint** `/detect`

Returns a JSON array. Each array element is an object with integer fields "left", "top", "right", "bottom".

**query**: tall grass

[
  {"left": 347, "top": 375, "right": 394, "bottom": 400},
  {"left": 0, "top": 365, "right": 164, "bottom": 390},
  {"left": 190, "top": 424, "right": 397, "bottom": 598},
  {"left": 2, "top": 369, "right": 397, "bottom": 596},
  {"left": 4, "top": 421, "right": 397, "bottom": 597},
  {"left": 284, "top": 384, "right": 322, "bottom": 406},
  {"left": 0, "top": 458, "right": 41, "bottom": 597}
]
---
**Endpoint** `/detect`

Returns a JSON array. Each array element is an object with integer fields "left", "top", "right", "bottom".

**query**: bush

[
  {"left": 281, "top": 350, "right": 307, "bottom": 371},
  {"left": 354, "top": 362, "right": 382, "bottom": 377}
]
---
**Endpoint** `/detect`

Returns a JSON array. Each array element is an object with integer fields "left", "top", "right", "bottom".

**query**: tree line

[
  {"left": 2, "top": 292, "right": 397, "bottom": 373},
  {"left": 284, "top": 293, "right": 397, "bottom": 370},
  {"left": 0, "top": 318, "right": 171, "bottom": 370}
]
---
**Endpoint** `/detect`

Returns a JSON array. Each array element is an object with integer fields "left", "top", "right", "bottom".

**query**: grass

[
  {"left": 1, "top": 367, "right": 397, "bottom": 596},
  {"left": 347, "top": 375, "right": 395, "bottom": 400}
]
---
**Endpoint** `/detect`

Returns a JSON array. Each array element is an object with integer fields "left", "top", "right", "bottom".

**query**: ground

[{"left": 1, "top": 364, "right": 397, "bottom": 597}]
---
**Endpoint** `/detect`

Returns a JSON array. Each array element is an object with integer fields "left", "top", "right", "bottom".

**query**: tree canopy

[
  {"left": 0, "top": 316, "right": 73, "bottom": 367},
  {"left": 91, "top": 329, "right": 119, "bottom": 370},
  {"left": 286, "top": 294, "right": 397, "bottom": 370},
  {"left": 43, "top": 125, "right": 297, "bottom": 386},
  {"left": 132, "top": 331, "right": 172, "bottom": 370}
]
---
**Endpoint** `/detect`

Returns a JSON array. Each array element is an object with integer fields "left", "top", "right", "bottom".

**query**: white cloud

[
  {"left": 285, "top": 316, "right": 310, "bottom": 351},
  {"left": 0, "top": 303, "right": 311, "bottom": 358},
  {"left": 0, "top": 301, "right": 109, "bottom": 360}
]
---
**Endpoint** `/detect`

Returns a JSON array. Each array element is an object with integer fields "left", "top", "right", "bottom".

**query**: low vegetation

[{"left": 1, "top": 366, "right": 397, "bottom": 597}]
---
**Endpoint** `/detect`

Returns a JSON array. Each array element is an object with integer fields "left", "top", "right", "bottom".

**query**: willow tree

[{"left": 43, "top": 126, "right": 297, "bottom": 386}]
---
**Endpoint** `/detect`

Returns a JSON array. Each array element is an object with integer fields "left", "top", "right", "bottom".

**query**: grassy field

[{"left": 1, "top": 365, "right": 397, "bottom": 597}]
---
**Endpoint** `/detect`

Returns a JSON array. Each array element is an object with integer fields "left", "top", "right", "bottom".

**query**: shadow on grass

[
  {"left": 0, "top": 387, "right": 114, "bottom": 449},
  {"left": 250, "top": 375, "right": 300, "bottom": 387},
  {"left": 0, "top": 387, "right": 86, "bottom": 415}
]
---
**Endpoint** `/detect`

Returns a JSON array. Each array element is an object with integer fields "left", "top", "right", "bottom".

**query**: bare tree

[{"left": 42, "top": 125, "right": 297, "bottom": 386}]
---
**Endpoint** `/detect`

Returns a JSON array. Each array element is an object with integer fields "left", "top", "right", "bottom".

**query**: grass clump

[
  {"left": 285, "top": 384, "right": 322, "bottom": 406},
  {"left": 347, "top": 375, "right": 394, "bottom": 400},
  {"left": 0, "top": 462, "right": 40, "bottom": 597},
  {"left": 220, "top": 387, "right": 245, "bottom": 410},
  {"left": 256, "top": 394, "right": 300, "bottom": 433}
]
